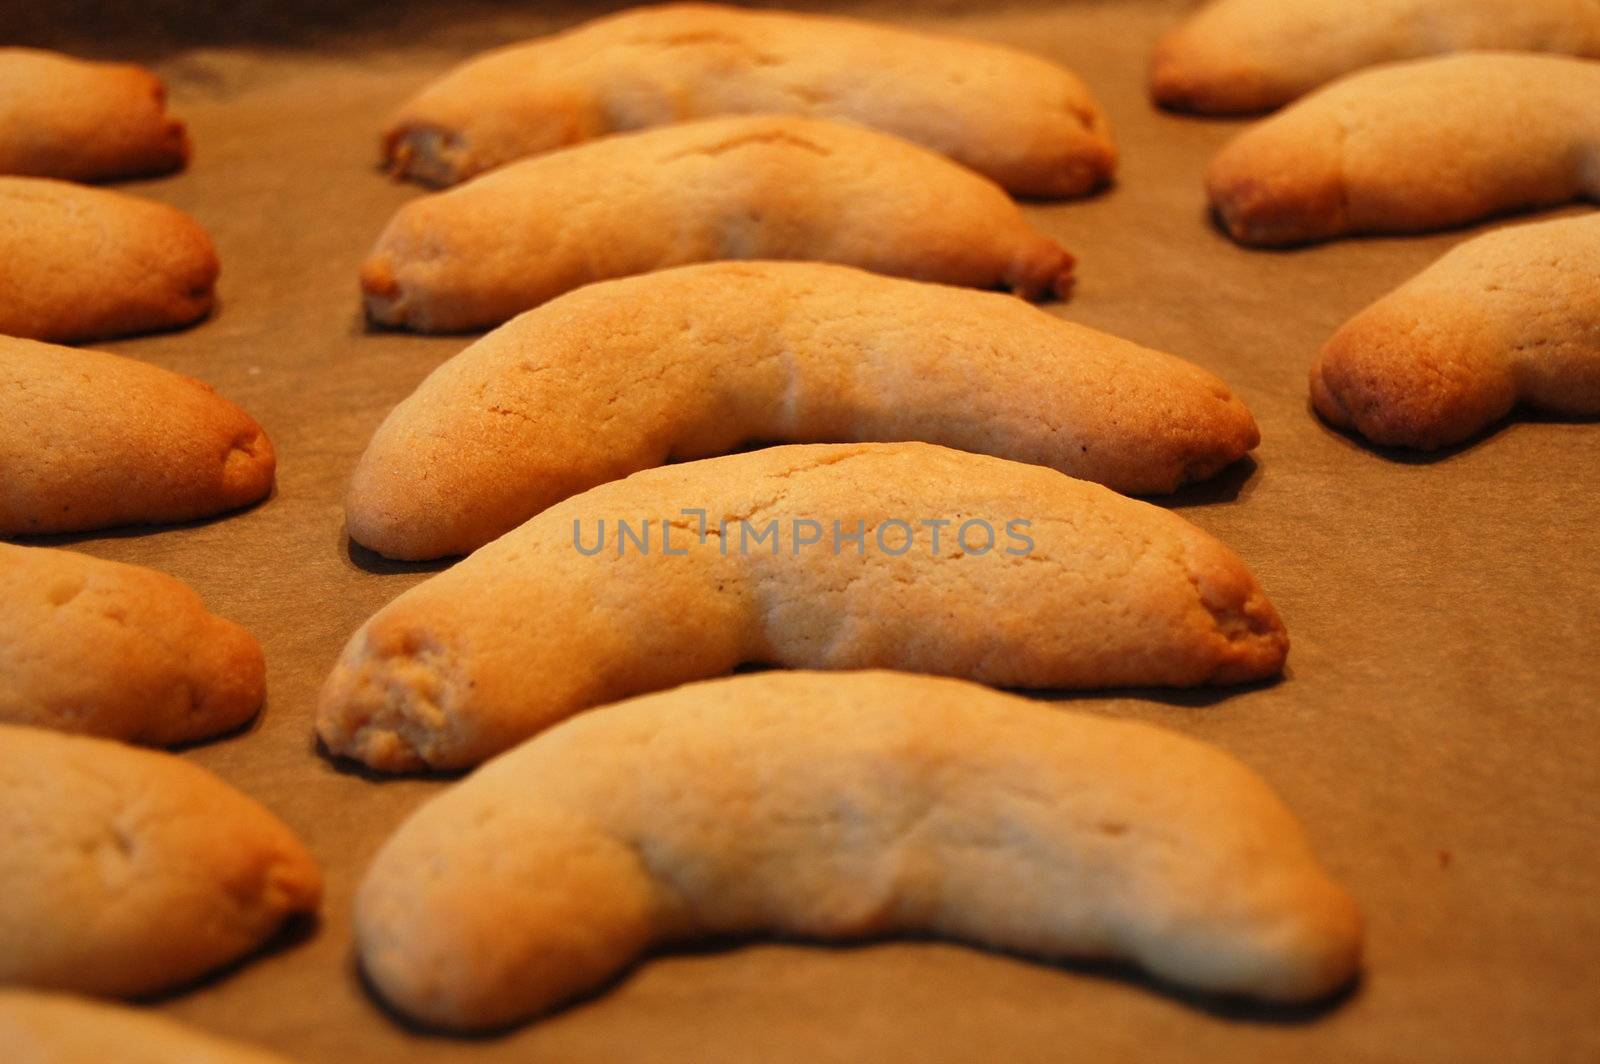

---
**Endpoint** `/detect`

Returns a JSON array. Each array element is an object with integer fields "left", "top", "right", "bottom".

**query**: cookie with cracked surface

[
  {"left": 0, "top": 49, "right": 188, "bottom": 181},
  {"left": 0, "top": 543, "right": 264, "bottom": 745},
  {"left": 0, "top": 725, "right": 321, "bottom": 997},
  {"left": 361, "top": 115, "right": 1075, "bottom": 333},
  {"left": 0, "top": 176, "right": 217, "bottom": 342},
  {"left": 1152, "top": 0, "right": 1600, "bottom": 114},
  {"left": 383, "top": 2, "right": 1115, "bottom": 198},
  {"left": 0, "top": 336, "right": 274, "bottom": 535},
  {"left": 356, "top": 670, "right": 1361, "bottom": 1030},
  {"left": 1312, "top": 212, "right": 1600, "bottom": 448},
  {"left": 318, "top": 442, "right": 1288, "bottom": 772},
  {"left": 0, "top": 991, "right": 297, "bottom": 1064},
  {"left": 1206, "top": 53, "right": 1600, "bottom": 246},
  {"left": 348, "top": 261, "right": 1259, "bottom": 560}
]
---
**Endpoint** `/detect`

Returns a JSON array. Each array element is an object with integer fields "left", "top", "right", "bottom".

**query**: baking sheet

[{"left": 9, "top": 2, "right": 1600, "bottom": 1060}]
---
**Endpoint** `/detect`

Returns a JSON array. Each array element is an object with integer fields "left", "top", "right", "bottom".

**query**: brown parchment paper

[{"left": 8, "top": 2, "right": 1599, "bottom": 1060}]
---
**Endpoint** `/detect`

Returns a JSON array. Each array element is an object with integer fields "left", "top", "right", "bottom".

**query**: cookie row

[
  {"left": 360, "top": 5, "right": 1599, "bottom": 449},
  {"left": 1, "top": 48, "right": 299, "bottom": 1039},
  {"left": 7, "top": 25, "right": 1595, "bottom": 451}
]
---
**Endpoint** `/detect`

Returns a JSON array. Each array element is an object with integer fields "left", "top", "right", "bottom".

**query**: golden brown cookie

[
  {"left": 348, "top": 261, "right": 1259, "bottom": 559},
  {"left": 1206, "top": 53, "right": 1600, "bottom": 246},
  {"left": 356, "top": 670, "right": 1361, "bottom": 1030},
  {"left": 0, "top": 177, "right": 217, "bottom": 341},
  {"left": 0, "top": 991, "right": 297, "bottom": 1064},
  {"left": 0, "top": 48, "right": 189, "bottom": 181},
  {"left": 361, "top": 115, "right": 1075, "bottom": 333},
  {"left": 319, "top": 443, "right": 1288, "bottom": 772},
  {"left": 383, "top": 2, "right": 1116, "bottom": 198},
  {"left": 1152, "top": 0, "right": 1600, "bottom": 114},
  {"left": 0, "top": 543, "right": 265, "bottom": 745},
  {"left": 0, "top": 337, "right": 274, "bottom": 535},
  {"left": 0, "top": 725, "right": 321, "bottom": 997},
  {"left": 1312, "top": 213, "right": 1600, "bottom": 448}
]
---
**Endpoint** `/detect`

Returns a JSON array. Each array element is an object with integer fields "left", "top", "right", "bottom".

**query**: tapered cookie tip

[
  {"left": 383, "top": 124, "right": 463, "bottom": 187},
  {"left": 360, "top": 255, "right": 406, "bottom": 323},
  {"left": 219, "top": 424, "right": 277, "bottom": 507},
  {"left": 1290, "top": 884, "right": 1365, "bottom": 1001},
  {"left": 316, "top": 616, "right": 478, "bottom": 772},
  {"left": 1206, "top": 138, "right": 1347, "bottom": 247},
  {"left": 1008, "top": 239, "right": 1077, "bottom": 300},
  {"left": 1148, "top": 35, "right": 1207, "bottom": 111},
  {"left": 1185, "top": 537, "right": 1290, "bottom": 683},
  {"left": 195, "top": 616, "right": 270, "bottom": 736},
  {"left": 1311, "top": 312, "right": 1521, "bottom": 450},
  {"left": 142, "top": 72, "right": 192, "bottom": 173},
  {"left": 1147, "top": 23, "right": 1283, "bottom": 115}
]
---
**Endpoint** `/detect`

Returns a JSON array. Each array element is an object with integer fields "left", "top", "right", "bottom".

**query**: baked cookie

[
  {"left": 0, "top": 336, "right": 275, "bottom": 535},
  {"left": 383, "top": 2, "right": 1116, "bottom": 198},
  {"left": 0, "top": 725, "right": 321, "bottom": 997},
  {"left": 1312, "top": 213, "right": 1600, "bottom": 448},
  {"left": 0, "top": 177, "right": 217, "bottom": 341},
  {"left": 0, "top": 49, "right": 189, "bottom": 181},
  {"left": 361, "top": 115, "right": 1075, "bottom": 333},
  {"left": 356, "top": 670, "right": 1362, "bottom": 1030},
  {"left": 349, "top": 261, "right": 1259, "bottom": 560},
  {"left": 1206, "top": 53, "right": 1600, "bottom": 246},
  {"left": 319, "top": 442, "right": 1288, "bottom": 772},
  {"left": 1152, "top": 0, "right": 1600, "bottom": 114},
  {"left": 0, "top": 991, "right": 295, "bottom": 1064},
  {"left": 0, "top": 544, "right": 265, "bottom": 745}
]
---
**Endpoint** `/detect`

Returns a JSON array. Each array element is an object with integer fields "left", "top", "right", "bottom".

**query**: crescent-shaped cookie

[
  {"left": 0, "top": 725, "right": 322, "bottom": 997},
  {"left": 1206, "top": 53, "right": 1600, "bottom": 246},
  {"left": 0, "top": 544, "right": 265, "bottom": 745},
  {"left": 1312, "top": 212, "right": 1600, "bottom": 449},
  {"left": 1152, "top": 0, "right": 1600, "bottom": 114},
  {"left": 349, "top": 262, "right": 1259, "bottom": 560},
  {"left": 382, "top": 2, "right": 1116, "bottom": 198},
  {"left": 0, "top": 337, "right": 275, "bottom": 535},
  {"left": 0, "top": 177, "right": 217, "bottom": 341},
  {"left": 0, "top": 48, "right": 189, "bottom": 181},
  {"left": 356, "top": 670, "right": 1362, "bottom": 1030},
  {"left": 318, "top": 442, "right": 1288, "bottom": 772},
  {"left": 0, "top": 991, "right": 296, "bottom": 1064},
  {"left": 360, "top": 115, "right": 1075, "bottom": 333}
]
